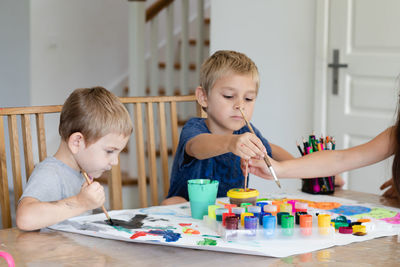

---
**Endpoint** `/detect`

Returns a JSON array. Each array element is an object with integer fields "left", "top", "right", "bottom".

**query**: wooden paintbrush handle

[{"left": 82, "top": 172, "right": 111, "bottom": 220}]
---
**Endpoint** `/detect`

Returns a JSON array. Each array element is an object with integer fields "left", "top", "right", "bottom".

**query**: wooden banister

[{"left": 146, "top": 0, "right": 174, "bottom": 22}]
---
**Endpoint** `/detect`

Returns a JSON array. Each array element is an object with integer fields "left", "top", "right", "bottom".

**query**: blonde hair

[
  {"left": 199, "top": 50, "right": 260, "bottom": 94},
  {"left": 59, "top": 87, "right": 133, "bottom": 145}
]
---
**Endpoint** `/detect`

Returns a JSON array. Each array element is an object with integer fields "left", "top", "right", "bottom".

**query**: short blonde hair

[
  {"left": 59, "top": 87, "right": 133, "bottom": 145},
  {"left": 199, "top": 50, "right": 260, "bottom": 94}
]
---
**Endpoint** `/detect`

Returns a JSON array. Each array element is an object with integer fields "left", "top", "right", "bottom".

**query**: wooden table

[{"left": 1, "top": 190, "right": 400, "bottom": 266}]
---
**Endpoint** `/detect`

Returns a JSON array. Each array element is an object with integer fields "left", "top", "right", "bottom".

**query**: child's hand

[
  {"left": 246, "top": 155, "right": 280, "bottom": 180},
  {"left": 380, "top": 178, "right": 398, "bottom": 198},
  {"left": 229, "top": 132, "right": 266, "bottom": 160},
  {"left": 78, "top": 181, "right": 105, "bottom": 210}
]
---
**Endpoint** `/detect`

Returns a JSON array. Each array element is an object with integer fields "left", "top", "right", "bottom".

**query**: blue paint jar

[{"left": 262, "top": 215, "right": 276, "bottom": 237}]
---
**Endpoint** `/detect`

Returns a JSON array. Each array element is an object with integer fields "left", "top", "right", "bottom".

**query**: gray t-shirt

[{"left": 20, "top": 157, "right": 85, "bottom": 202}]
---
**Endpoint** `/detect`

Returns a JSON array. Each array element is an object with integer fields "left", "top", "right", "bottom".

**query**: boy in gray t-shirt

[{"left": 16, "top": 87, "right": 133, "bottom": 231}]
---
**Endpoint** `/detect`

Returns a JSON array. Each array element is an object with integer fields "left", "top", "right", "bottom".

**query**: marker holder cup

[{"left": 298, "top": 133, "right": 337, "bottom": 195}]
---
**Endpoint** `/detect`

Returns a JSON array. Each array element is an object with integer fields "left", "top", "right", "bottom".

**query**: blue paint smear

[
  {"left": 148, "top": 230, "right": 182, "bottom": 242},
  {"left": 329, "top": 205, "right": 371, "bottom": 216}
]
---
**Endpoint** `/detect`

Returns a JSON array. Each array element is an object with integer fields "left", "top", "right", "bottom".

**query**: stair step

[
  {"left": 145, "top": 87, "right": 195, "bottom": 96},
  {"left": 158, "top": 62, "right": 197, "bottom": 71},
  {"left": 182, "top": 39, "right": 210, "bottom": 46}
]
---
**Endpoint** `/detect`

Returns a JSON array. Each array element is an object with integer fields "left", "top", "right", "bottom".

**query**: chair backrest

[
  {"left": 121, "top": 95, "right": 205, "bottom": 208},
  {"left": 0, "top": 105, "right": 62, "bottom": 228},
  {"left": 0, "top": 95, "right": 203, "bottom": 229}
]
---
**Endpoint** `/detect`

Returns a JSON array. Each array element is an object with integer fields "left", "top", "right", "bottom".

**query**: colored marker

[{"left": 296, "top": 140, "right": 304, "bottom": 156}]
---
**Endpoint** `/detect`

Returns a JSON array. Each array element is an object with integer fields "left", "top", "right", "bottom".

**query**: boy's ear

[
  {"left": 195, "top": 86, "right": 208, "bottom": 109},
  {"left": 67, "top": 132, "right": 86, "bottom": 154}
]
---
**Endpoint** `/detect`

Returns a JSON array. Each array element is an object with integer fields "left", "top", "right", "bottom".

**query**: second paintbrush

[{"left": 238, "top": 107, "right": 281, "bottom": 188}]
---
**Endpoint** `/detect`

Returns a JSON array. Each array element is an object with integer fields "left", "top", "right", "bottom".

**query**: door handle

[{"left": 328, "top": 49, "right": 348, "bottom": 95}]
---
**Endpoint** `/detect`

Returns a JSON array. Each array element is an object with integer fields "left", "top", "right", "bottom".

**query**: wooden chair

[
  {"left": 0, "top": 95, "right": 203, "bottom": 229},
  {"left": 120, "top": 95, "right": 205, "bottom": 208}
]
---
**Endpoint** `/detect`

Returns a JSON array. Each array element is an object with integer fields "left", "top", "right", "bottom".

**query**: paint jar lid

[
  {"left": 262, "top": 215, "right": 276, "bottom": 228},
  {"left": 334, "top": 222, "right": 349, "bottom": 229},
  {"left": 231, "top": 207, "right": 245, "bottom": 214},
  {"left": 225, "top": 216, "right": 239, "bottom": 229},
  {"left": 256, "top": 202, "right": 269, "bottom": 208},
  {"left": 215, "top": 208, "right": 229, "bottom": 215},
  {"left": 332, "top": 215, "right": 347, "bottom": 223},
  {"left": 339, "top": 226, "right": 353, "bottom": 234},
  {"left": 264, "top": 204, "right": 277, "bottom": 212},
  {"left": 247, "top": 206, "right": 261, "bottom": 213},
  {"left": 240, "top": 203, "right": 252, "bottom": 208},
  {"left": 295, "top": 202, "right": 308, "bottom": 210},
  {"left": 281, "top": 215, "right": 294, "bottom": 228},
  {"left": 352, "top": 225, "right": 366, "bottom": 234},
  {"left": 244, "top": 216, "right": 258, "bottom": 229},
  {"left": 224, "top": 203, "right": 237, "bottom": 210},
  {"left": 227, "top": 188, "right": 259, "bottom": 199}
]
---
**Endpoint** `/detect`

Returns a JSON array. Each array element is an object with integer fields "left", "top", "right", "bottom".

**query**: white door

[{"left": 326, "top": 0, "right": 400, "bottom": 194}]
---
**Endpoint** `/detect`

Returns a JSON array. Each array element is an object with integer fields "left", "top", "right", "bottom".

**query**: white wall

[
  {"left": 210, "top": 0, "right": 317, "bottom": 193},
  {"left": 30, "top": 0, "right": 130, "bottom": 106},
  {"left": 29, "top": 0, "right": 130, "bottom": 155},
  {"left": 0, "top": 0, "right": 30, "bottom": 107}
]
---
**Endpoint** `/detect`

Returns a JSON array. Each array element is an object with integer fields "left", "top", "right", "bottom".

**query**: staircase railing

[{"left": 127, "top": 0, "right": 206, "bottom": 97}]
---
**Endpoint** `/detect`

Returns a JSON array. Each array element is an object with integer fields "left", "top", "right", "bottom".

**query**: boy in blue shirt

[
  {"left": 162, "top": 50, "right": 296, "bottom": 205},
  {"left": 16, "top": 87, "right": 132, "bottom": 231}
]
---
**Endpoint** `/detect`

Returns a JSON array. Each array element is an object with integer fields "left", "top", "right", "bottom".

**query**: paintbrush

[
  {"left": 82, "top": 171, "right": 114, "bottom": 225},
  {"left": 244, "top": 159, "right": 249, "bottom": 191},
  {"left": 238, "top": 107, "right": 281, "bottom": 188}
]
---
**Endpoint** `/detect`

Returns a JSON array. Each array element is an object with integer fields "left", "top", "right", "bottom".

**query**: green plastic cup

[{"left": 188, "top": 179, "right": 219, "bottom": 219}]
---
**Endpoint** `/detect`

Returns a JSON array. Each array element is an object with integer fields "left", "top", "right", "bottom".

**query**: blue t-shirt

[{"left": 167, "top": 117, "right": 272, "bottom": 200}]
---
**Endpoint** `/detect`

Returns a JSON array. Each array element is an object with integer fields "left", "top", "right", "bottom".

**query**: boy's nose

[
  {"left": 234, "top": 101, "right": 244, "bottom": 110},
  {"left": 110, "top": 155, "right": 119, "bottom": 166}
]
